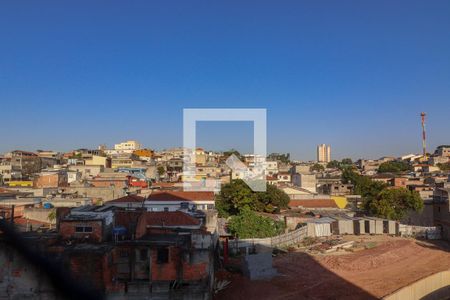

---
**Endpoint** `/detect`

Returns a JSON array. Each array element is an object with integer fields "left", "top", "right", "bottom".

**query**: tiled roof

[
  {"left": 146, "top": 191, "right": 215, "bottom": 202},
  {"left": 289, "top": 199, "right": 338, "bottom": 209},
  {"left": 114, "top": 210, "right": 144, "bottom": 228},
  {"left": 108, "top": 194, "right": 145, "bottom": 203},
  {"left": 138, "top": 211, "right": 200, "bottom": 227}
]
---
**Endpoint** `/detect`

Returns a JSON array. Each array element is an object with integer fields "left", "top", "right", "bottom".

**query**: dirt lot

[{"left": 215, "top": 236, "right": 450, "bottom": 300}]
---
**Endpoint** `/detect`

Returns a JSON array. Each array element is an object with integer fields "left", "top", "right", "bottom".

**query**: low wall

[
  {"left": 226, "top": 223, "right": 441, "bottom": 254},
  {"left": 398, "top": 224, "right": 441, "bottom": 239},
  {"left": 228, "top": 227, "right": 308, "bottom": 253},
  {"left": 383, "top": 270, "right": 450, "bottom": 300}
]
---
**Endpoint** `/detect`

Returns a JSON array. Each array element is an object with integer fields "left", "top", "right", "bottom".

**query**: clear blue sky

[{"left": 1, "top": 1, "right": 449, "bottom": 160}]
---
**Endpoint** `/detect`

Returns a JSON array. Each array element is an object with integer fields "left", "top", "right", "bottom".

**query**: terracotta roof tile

[
  {"left": 147, "top": 191, "right": 214, "bottom": 202},
  {"left": 138, "top": 211, "right": 200, "bottom": 228},
  {"left": 108, "top": 194, "right": 145, "bottom": 203}
]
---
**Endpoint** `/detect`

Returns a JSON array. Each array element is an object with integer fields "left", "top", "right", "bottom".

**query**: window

[
  {"left": 157, "top": 248, "right": 169, "bottom": 264},
  {"left": 75, "top": 226, "right": 93, "bottom": 233},
  {"left": 164, "top": 207, "right": 169, "bottom": 212},
  {"left": 139, "top": 249, "right": 148, "bottom": 261}
]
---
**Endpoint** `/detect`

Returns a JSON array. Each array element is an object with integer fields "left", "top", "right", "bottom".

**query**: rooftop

[
  {"left": 146, "top": 191, "right": 215, "bottom": 202},
  {"left": 138, "top": 211, "right": 201, "bottom": 227},
  {"left": 108, "top": 194, "right": 146, "bottom": 203},
  {"left": 289, "top": 199, "right": 338, "bottom": 209}
]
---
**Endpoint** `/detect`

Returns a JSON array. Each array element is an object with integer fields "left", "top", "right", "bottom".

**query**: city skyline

[{"left": 1, "top": 1, "right": 450, "bottom": 160}]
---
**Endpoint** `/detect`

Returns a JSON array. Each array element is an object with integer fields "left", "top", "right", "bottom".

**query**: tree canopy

[
  {"left": 223, "top": 149, "right": 243, "bottom": 161},
  {"left": 341, "top": 158, "right": 353, "bottom": 165},
  {"left": 157, "top": 166, "right": 165, "bottom": 176},
  {"left": 310, "top": 163, "right": 325, "bottom": 172},
  {"left": 216, "top": 179, "right": 290, "bottom": 217},
  {"left": 378, "top": 160, "right": 411, "bottom": 173},
  {"left": 327, "top": 159, "right": 354, "bottom": 169},
  {"left": 342, "top": 169, "right": 423, "bottom": 220},
  {"left": 227, "top": 208, "right": 285, "bottom": 238},
  {"left": 326, "top": 160, "right": 341, "bottom": 169},
  {"left": 268, "top": 152, "right": 290, "bottom": 163},
  {"left": 367, "top": 188, "right": 423, "bottom": 220}
]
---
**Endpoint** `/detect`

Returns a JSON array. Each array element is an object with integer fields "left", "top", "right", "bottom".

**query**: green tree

[
  {"left": 342, "top": 168, "right": 387, "bottom": 206},
  {"left": 341, "top": 158, "right": 353, "bottom": 166},
  {"left": 367, "top": 188, "right": 423, "bottom": 220},
  {"left": 227, "top": 208, "right": 286, "bottom": 238},
  {"left": 268, "top": 153, "right": 291, "bottom": 163},
  {"left": 223, "top": 149, "right": 243, "bottom": 161},
  {"left": 326, "top": 160, "right": 341, "bottom": 169},
  {"left": 378, "top": 161, "right": 411, "bottom": 173},
  {"left": 215, "top": 179, "right": 290, "bottom": 217},
  {"left": 48, "top": 209, "right": 56, "bottom": 229},
  {"left": 342, "top": 169, "right": 422, "bottom": 220},
  {"left": 157, "top": 166, "right": 166, "bottom": 176},
  {"left": 310, "top": 163, "right": 325, "bottom": 172}
]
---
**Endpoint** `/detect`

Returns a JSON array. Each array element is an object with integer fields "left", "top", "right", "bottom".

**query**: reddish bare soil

[{"left": 215, "top": 237, "right": 450, "bottom": 300}]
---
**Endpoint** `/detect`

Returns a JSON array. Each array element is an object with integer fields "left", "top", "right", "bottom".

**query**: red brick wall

[
  {"left": 69, "top": 252, "right": 107, "bottom": 291},
  {"left": 149, "top": 247, "right": 209, "bottom": 282},
  {"left": 34, "top": 173, "right": 68, "bottom": 188},
  {"left": 151, "top": 247, "right": 179, "bottom": 281},
  {"left": 392, "top": 178, "right": 407, "bottom": 188},
  {"left": 59, "top": 220, "right": 103, "bottom": 242},
  {"left": 182, "top": 261, "right": 208, "bottom": 281}
]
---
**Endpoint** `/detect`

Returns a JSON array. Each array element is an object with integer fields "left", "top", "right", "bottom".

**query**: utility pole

[{"left": 420, "top": 112, "right": 427, "bottom": 159}]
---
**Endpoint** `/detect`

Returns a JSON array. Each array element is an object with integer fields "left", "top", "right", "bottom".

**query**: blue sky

[{"left": 1, "top": 1, "right": 449, "bottom": 160}]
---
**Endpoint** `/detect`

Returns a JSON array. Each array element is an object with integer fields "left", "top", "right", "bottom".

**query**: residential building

[
  {"left": 111, "top": 153, "right": 143, "bottom": 169},
  {"left": 280, "top": 186, "right": 317, "bottom": 200},
  {"left": 89, "top": 172, "right": 131, "bottom": 189},
  {"left": 68, "top": 165, "right": 103, "bottom": 180},
  {"left": 59, "top": 205, "right": 115, "bottom": 243},
  {"left": 433, "top": 187, "right": 450, "bottom": 240},
  {"left": 265, "top": 160, "right": 278, "bottom": 176},
  {"left": 105, "top": 194, "right": 146, "bottom": 208},
  {"left": 277, "top": 172, "right": 291, "bottom": 183},
  {"left": 292, "top": 173, "right": 317, "bottom": 193},
  {"left": 0, "top": 159, "right": 21, "bottom": 183},
  {"left": 84, "top": 155, "right": 111, "bottom": 168},
  {"left": 133, "top": 148, "right": 154, "bottom": 161},
  {"left": 291, "top": 164, "right": 311, "bottom": 175},
  {"left": 288, "top": 199, "right": 339, "bottom": 210},
  {"left": 144, "top": 191, "right": 215, "bottom": 211},
  {"left": 317, "top": 144, "right": 331, "bottom": 163},
  {"left": 4, "top": 150, "right": 42, "bottom": 179},
  {"left": 435, "top": 145, "right": 450, "bottom": 158},
  {"left": 33, "top": 170, "right": 68, "bottom": 188},
  {"left": 320, "top": 183, "right": 353, "bottom": 196},
  {"left": 114, "top": 140, "right": 142, "bottom": 152}
]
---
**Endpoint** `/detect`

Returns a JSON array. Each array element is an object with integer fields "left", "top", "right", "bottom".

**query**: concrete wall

[
  {"left": 0, "top": 244, "right": 56, "bottom": 299},
  {"left": 23, "top": 208, "right": 55, "bottom": 224},
  {"left": 65, "top": 186, "right": 127, "bottom": 202},
  {"left": 383, "top": 269, "right": 450, "bottom": 300},
  {"left": 402, "top": 203, "right": 434, "bottom": 227}
]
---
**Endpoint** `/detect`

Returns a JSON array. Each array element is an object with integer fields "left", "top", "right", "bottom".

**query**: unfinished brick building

[{"left": 1, "top": 206, "right": 217, "bottom": 299}]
